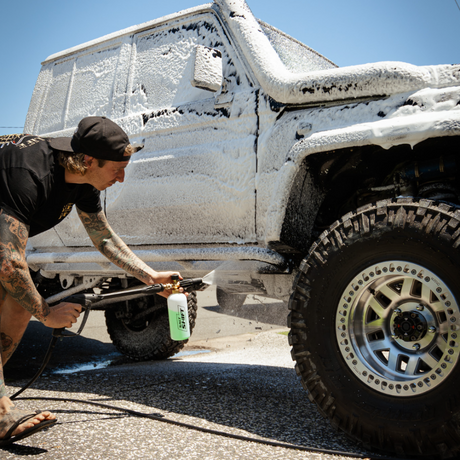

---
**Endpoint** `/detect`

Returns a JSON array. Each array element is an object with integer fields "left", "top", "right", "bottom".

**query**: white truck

[{"left": 24, "top": 0, "right": 460, "bottom": 457}]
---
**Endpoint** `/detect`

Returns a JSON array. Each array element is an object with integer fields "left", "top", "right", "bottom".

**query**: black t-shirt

[{"left": 0, "top": 134, "right": 102, "bottom": 237}]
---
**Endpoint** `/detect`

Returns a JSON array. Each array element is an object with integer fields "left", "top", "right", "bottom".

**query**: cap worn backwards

[{"left": 48, "top": 116, "right": 131, "bottom": 162}]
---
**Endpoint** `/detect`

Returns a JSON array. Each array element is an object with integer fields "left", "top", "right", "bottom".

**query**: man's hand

[
  {"left": 148, "top": 271, "right": 185, "bottom": 298},
  {"left": 149, "top": 271, "right": 182, "bottom": 285},
  {"left": 42, "top": 302, "right": 82, "bottom": 329}
]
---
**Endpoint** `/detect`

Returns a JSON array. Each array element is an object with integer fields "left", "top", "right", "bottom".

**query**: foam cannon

[{"left": 53, "top": 277, "right": 208, "bottom": 338}]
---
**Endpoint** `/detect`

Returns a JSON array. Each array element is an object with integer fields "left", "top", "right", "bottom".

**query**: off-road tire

[
  {"left": 289, "top": 198, "right": 460, "bottom": 459},
  {"left": 105, "top": 291, "right": 198, "bottom": 360},
  {"left": 216, "top": 288, "right": 246, "bottom": 311}
]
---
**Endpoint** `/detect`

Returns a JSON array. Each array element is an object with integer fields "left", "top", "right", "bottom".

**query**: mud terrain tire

[
  {"left": 105, "top": 292, "right": 198, "bottom": 360},
  {"left": 289, "top": 198, "right": 460, "bottom": 458}
]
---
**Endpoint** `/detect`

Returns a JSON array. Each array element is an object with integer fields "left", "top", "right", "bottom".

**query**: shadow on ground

[
  {"left": 3, "top": 320, "right": 365, "bottom": 458},
  {"left": 7, "top": 357, "right": 363, "bottom": 457}
]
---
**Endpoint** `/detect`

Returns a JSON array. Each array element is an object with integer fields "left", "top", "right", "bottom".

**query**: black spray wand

[{"left": 11, "top": 277, "right": 207, "bottom": 399}]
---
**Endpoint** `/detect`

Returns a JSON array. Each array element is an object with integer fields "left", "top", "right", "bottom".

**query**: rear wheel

[
  {"left": 289, "top": 198, "right": 460, "bottom": 458},
  {"left": 105, "top": 292, "right": 197, "bottom": 360}
]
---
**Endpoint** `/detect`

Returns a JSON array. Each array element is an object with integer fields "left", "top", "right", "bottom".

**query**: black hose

[
  {"left": 14, "top": 395, "right": 403, "bottom": 460},
  {"left": 10, "top": 336, "right": 58, "bottom": 400}
]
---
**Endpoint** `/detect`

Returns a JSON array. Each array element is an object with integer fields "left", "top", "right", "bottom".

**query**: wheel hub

[
  {"left": 336, "top": 261, "right": 460, "bottom": 397},
  {"left": 392, "top": 309, "right": 427, "bottom": 342}
]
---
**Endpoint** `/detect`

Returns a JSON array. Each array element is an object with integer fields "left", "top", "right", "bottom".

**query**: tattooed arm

[
  {"left": 0, "top": 210, "right": 81, "bottom": 327},
  {"left": 77, "top": 208, "right": 180, "bottom": 289},
  {"left": 0, "top": 211, "right": 49, "bottom": 320}
]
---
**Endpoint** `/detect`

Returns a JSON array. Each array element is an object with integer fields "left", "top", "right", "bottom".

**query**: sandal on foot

[{"left": 0, "top": 408, "right": 57, "bottom": 447}]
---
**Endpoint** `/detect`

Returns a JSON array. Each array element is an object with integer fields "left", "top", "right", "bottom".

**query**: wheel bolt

[
  {"left": 429, "top": 326, "right": 436, "bottom": 333},
  {"left": 413, "top": 343, "right": 421, "bottom": 351},
  {"left": 417, "top": 304, "right": 424, "bottom": 311},
  {"left": 394, "top": 308, "right": 402, "bottom": 315}
]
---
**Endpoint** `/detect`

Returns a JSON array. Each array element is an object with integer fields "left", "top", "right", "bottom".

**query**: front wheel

[{"left": 289, "top": 198, "right": 460, "bottom": 458}]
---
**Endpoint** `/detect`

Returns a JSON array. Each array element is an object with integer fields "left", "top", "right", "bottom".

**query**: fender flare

[{"left": 263, "top": 111, "right": 460, "bottom": 243}]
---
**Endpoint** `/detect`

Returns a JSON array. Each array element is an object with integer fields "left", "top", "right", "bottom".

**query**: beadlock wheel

[
  {"left": 337, "top": 260, "right": 460, "bottom": 397},
  {"left": 289, "top": 198, "right": 460, "bottom": 458}
]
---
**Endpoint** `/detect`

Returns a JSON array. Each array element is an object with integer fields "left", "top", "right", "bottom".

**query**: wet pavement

[{"left": 2, "top": 288, "right": 381, "bottom": 460}]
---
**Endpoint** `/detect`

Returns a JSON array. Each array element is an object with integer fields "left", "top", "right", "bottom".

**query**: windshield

[{"left": 259, "top": 21, "right": 337, "bottom": 73}]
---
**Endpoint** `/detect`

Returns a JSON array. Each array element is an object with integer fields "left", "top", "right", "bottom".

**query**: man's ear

[{"left": 84, "top": 155, "right": 95, "bottom": 167}]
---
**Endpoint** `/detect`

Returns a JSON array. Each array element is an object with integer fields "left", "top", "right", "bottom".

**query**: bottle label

[{"left": 176, "top": 305, "right": 188, "bottom": 331}]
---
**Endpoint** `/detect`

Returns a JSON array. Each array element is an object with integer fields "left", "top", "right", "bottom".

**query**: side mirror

[{"left": 191, "top": 45, "right": 223, "bottom": 92}]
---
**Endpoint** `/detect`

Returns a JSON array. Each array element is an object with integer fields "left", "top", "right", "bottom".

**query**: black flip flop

[{"left": 0, "top": 411, "right": 57, "bottom": 447}]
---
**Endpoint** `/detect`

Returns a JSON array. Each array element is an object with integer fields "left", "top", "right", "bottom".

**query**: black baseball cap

[{"left": 48, "top": 116, "right": 133, "bottom": 162}]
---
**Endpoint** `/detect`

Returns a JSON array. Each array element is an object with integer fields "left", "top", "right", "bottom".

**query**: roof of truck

[
  {"left": 42, "top": 0, "right": 460, "bottom": 105},
  {"left": 44, "top": 3, "right": 214, "bottom": 64}
]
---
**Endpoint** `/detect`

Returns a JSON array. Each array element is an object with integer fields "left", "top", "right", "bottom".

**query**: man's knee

[
  {"left": 0, "top": 294, "right": 31, "bottom": 364},
  {"left": 6, "top": 298, "right": 31, "bottom": 321},
  {"left": 0, "top": 292, "right": 32, "bottom": 324},
  {"left": 10, "top": 302, "right": 32, "bottom": 321}
]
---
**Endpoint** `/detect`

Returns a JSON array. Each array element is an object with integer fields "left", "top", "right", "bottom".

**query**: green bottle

[{"left": 167, "top": 277, "right": 190, "bottom": 341}]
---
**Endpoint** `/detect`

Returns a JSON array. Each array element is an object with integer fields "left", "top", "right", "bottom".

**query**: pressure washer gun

[{"left": 52, "top": 277, "right": 207, "bottom": 338}]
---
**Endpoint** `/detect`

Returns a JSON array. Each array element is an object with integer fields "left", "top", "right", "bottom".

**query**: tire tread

[{"left": 289, "top": 197, "right": 460, "bottom": 459}]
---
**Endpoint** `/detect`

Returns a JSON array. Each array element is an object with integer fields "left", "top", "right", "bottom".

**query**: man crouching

[{"left": 0, "top": 117, "right": 181, "bottom": 446}]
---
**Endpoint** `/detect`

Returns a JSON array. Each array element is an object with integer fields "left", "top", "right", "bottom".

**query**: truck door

[{"left": 105, "top": 11, "right": 258, "bottom": 246}]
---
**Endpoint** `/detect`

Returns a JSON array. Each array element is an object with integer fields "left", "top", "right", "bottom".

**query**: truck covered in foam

[{"left": 24, "top": 1, "right": 460, "bottom": 457}]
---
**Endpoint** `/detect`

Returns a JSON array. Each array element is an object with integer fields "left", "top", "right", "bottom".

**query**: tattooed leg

[
  {"left": 0, "top": 286, "right": 55, "bottom": 439},
  {"left": 0, "top": 294, "right": 31, "bottom": 366}
]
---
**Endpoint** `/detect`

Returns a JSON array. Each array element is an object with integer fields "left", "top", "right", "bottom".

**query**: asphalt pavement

[{"left": 2, "top": 288, "right": 379, "bottom": 460}]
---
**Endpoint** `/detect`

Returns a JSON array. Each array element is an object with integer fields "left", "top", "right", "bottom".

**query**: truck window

[
  {"left": 130, "top": 15, "right": 243, "bottom": 115},
  {"left": 66, "top": 46, "right": 122, "bottom": 127},
  {"left": 34, "top": 45, "right": 122, "bottom": 134},
  {"left": 259, "top": 21, "right": 337, "bottom": 73}
]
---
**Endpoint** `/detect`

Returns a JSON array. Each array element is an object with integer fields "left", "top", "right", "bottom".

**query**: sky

[{"left": 1, "top": 0, "right": 458, "bottom": 136}]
